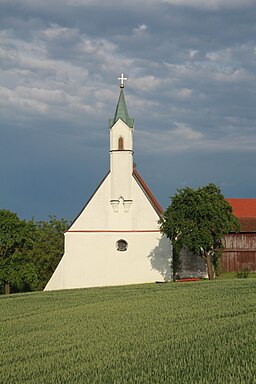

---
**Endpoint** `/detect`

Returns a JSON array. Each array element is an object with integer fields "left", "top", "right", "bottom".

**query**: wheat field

[{"left": 1, "top": 279, "right": 255, "bottom": 383}]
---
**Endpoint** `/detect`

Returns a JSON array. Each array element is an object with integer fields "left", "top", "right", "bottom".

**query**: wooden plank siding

[
  {"left": 221, "top": 200, "right": 256, "bottom": 273},
  {"left": 221, "top": 233, "right": 256, "bottom": 272}
]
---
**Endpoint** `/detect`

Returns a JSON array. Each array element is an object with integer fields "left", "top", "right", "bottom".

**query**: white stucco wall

[
  {"left": 110, "top": 150, "right": 133, "bottom": 203},
  {"left": 45, "top": 232, "right": 172, "bottom": 290},
  {"left": 110, "top": 119, "right": 133, "bottom": 151},
  {"left": 70, "top": 174, "right": 162, "bottom": 231},
  {"left": 44, "top": 174, "right": 172, "bottom": 291}
]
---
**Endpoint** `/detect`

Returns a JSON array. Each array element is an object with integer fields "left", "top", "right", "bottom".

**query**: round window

[{"left": 116, "top": 239, "right": 128, "bottom": 251}]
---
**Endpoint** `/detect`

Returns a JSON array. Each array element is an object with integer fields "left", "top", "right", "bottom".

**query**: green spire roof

[{"left": 109, "top": 89, "right": 134, "bottom": 129}]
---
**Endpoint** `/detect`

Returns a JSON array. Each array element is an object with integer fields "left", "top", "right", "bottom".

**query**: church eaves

[
  {"left": 133, "top": 166, "right": 163, "bottom": 217},
  {"left": 109, "top": 89, "right": 134, "bottom": 129}
]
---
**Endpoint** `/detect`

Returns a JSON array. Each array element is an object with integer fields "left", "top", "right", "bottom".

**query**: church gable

[{"left": 68, "top": 169, "right": 162, "bottom": 231}]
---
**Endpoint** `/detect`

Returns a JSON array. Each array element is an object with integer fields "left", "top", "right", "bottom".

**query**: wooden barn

[{"left": 222, "top": 199, "right": 256, "bottom": 273}]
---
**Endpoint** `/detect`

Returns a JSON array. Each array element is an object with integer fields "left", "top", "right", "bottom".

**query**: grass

[
  {"left": 217, "top": 271, "right": 256, "bottom": 279},
  {"left": 1, "top": 279, "right": 256, "bottom": 384}
]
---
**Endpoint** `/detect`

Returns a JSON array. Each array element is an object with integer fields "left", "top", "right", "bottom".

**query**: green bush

[{"left": 237, "top": 267, "right": 250, "bottom": 278}]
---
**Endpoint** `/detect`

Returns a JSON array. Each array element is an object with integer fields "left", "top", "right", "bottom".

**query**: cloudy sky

[{"left": 1, "top": 0, "right": 256, "bottom": 221}]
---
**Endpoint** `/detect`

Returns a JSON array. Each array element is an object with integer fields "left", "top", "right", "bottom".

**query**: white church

[{"left": 45, "top": 75, "right": 172, "bottom": 291}]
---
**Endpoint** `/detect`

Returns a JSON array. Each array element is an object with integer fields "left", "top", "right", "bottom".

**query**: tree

[
  {"left": 31, "top": 216, "right": 70, "bottom": 289},
  {"left": 0, "top": 210, "right": 38, "bottom": 294},
  {"left": 160, "top": 184, "right": 240, "bottom": 280},
  {"left": 0, "top": 211, "right": 70, "bottom": 293}
]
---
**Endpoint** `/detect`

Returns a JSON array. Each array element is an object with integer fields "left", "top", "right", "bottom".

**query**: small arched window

[
  {"left": 118, "top": 136, "right": 124, "bottom": 150},
  {"left": 116, "top": 239, "right": 128, "bottom": 252}
]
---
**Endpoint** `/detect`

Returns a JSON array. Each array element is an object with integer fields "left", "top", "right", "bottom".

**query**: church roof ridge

[{"left": 109, "top": 88, "right": 134, "bottom": 129}]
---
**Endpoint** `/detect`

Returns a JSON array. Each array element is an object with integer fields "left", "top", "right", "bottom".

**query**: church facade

[{"left": 45, "top": 77, "right": 172, "bottom": 291}]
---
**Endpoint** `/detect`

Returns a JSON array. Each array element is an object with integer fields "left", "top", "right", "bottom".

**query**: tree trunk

[
  {"left": 205, "top": 252, "right": 214, "bottom": 280},
  {"left": 4, "top": 283, "right": 10, "bottom": 295}
]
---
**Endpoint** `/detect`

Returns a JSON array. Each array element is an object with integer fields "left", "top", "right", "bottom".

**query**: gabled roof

[
  {"left": 133, "top": 166, "right": 163, "bottom": 217},
  {"left": 226, "top": 198, "right": 256, "bottom": 217},
  {"left": 68, "top": 167, "right": 163, "bottom": 230},
  {"left": 109, "top": 89, "right": 134, "bottom": 129}
]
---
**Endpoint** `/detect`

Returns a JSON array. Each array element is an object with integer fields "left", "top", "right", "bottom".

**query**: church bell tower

[{"left": 109, "top": 74, "right": 134, "bottom": 213}]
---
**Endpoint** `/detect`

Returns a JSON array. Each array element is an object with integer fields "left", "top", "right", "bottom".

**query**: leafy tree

[
  {"left": 0, "top": 210, "right": 69, "bottom": 293},
  {"left": 0, "top": 210, "right": 38, "bottom": 294},
  {"left": 160, "top": 184, "right": 240, "bottom": 280},
  {"left": 31, "top": 216, "right": 70, "bottom": 290},
  {"left": 171, "top": 246, "right": 182, "bottom": 281},
  {"left": 0, "top": 252, "right": 39, "bottom": 293}
]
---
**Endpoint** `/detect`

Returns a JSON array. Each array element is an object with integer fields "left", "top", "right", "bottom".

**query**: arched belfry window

[
  {"left": 116, "top": 239, "right": 128, "bottom": 251},
  {"left": 118, "top": 136, "right": 124, "bottom": 150}
]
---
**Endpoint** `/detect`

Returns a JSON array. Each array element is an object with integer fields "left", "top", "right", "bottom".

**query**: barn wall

[{"left": 221, "top": 233, "right": 256, "bottom": 272}]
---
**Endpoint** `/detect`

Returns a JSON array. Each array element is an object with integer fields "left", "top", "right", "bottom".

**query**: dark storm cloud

[{"left": 1, "top": 0, "right": 256, "bottom": 219}]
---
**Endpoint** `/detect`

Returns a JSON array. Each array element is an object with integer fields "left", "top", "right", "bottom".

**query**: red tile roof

[
  {"left": 226, "top": 199, "right": 256, "bottom": 232},
  {"left": 133, "top": 166, "right": 163, "bottom": 217},
  {"left": 226, "top": 198, "right": 256, "bottom": 217}
]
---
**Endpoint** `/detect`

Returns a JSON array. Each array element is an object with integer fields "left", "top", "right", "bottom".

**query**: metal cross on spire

[{"left": 118, "top": 73, "right": 127, "bottom": 88}]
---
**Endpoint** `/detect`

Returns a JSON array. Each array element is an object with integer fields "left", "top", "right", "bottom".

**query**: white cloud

[
  {"left": 165, "top": 46, "right": 256, "bottom": 85},
  {"left": 66, "top": 0, "right": 156, "bottom": 5},
  {"left": 1, "top": 0, "right": 255, "bottom": 15},
  {"left": 173, "top": 122, "right": 203, "bottom": 140},
  {"left": 176, "top": 88, "right": 192, "bottom": 98},
  {"left": 42, "top": 24, "right": 79, "bottom": 41},
  {"left": 51, "top": 0, "right": 256, "bottom": 8},
  {"left": 136, "top": 122, "right": 256, "bottom": 154},
  {"left": 133, "top": 24, "right": 148, "bottom": 35},
  {"left": 0, "top": 27, "right": 135, "bottom": 124},
  {"left": 130, "top": 76, "right": 161, "bottom": 91},
  {"left": 0, "top": 86, "right": 48, "bottom": 115},
  {"left": 215, "top": 68, "right": 254, "bottom": 82},
  {"left": 136, "top": 123, "right": 204, "bottom": 153},
  {"left": 162, "top": 0, "right": 256, "bottom": 10},
  {"left": 188, "top": 50, "right": 199, "bottom": 58}
]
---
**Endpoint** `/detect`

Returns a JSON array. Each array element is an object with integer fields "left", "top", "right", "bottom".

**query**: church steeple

[
  {"left": 109, "top": 74, "right": 134, "bottom": 213},
  {"left": 109, "top": 73, "right": 134, "bottom": 128},
  {"left": 109, "top": 89, "right": 134, "bottom": 129}
]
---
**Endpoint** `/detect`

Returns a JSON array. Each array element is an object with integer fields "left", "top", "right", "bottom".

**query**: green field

[{"left": 1, "top": 280, "right": 255, "bottom": 384}]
